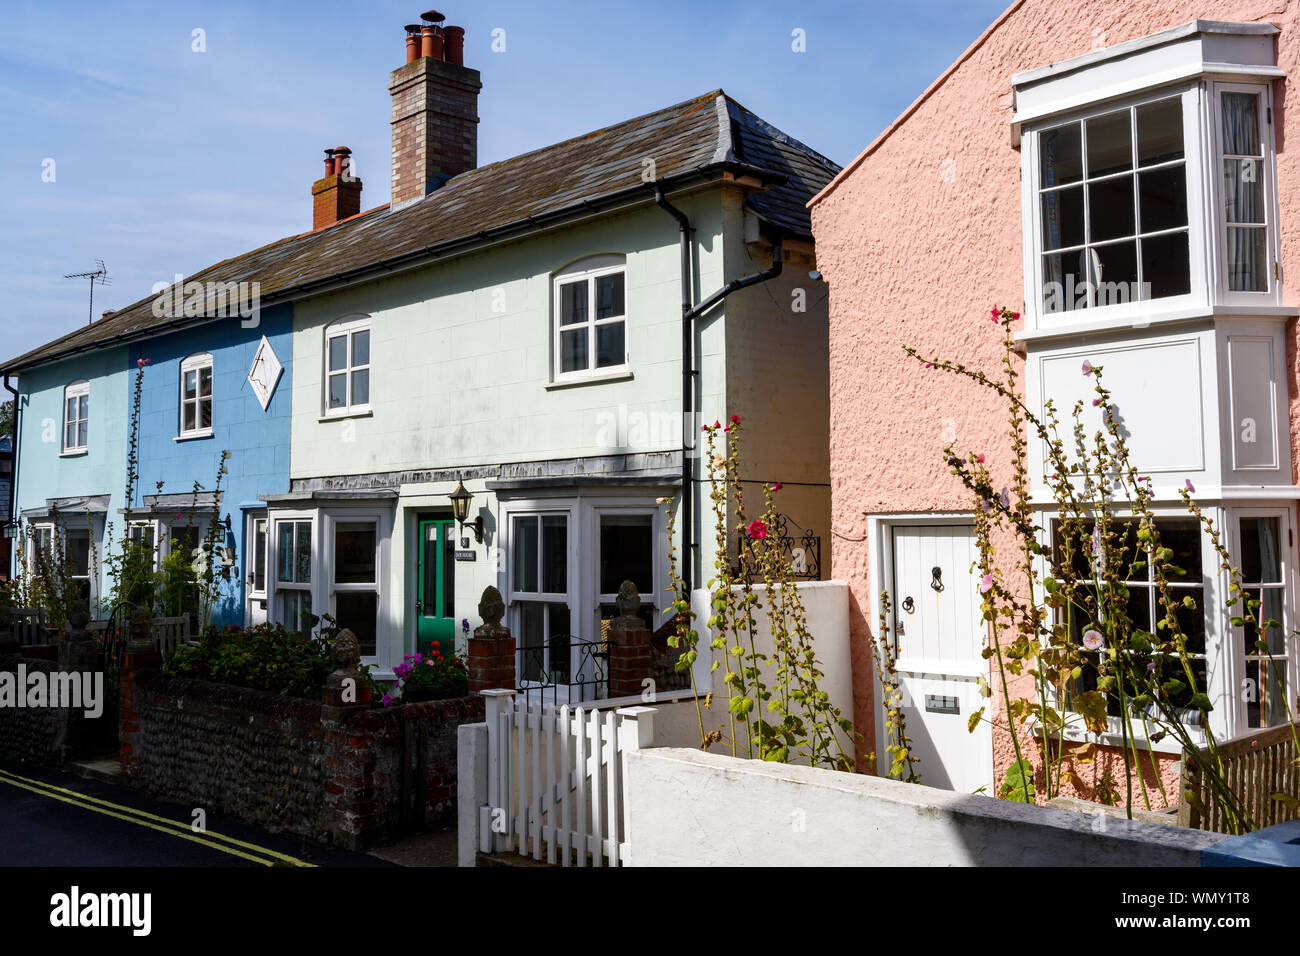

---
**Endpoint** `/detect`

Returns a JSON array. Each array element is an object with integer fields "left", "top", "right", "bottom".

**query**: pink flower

[
  {"left": 979, "top": 573, "right": 993, "bottom": 594},
  {"left": 1185, "top": 479, "right": 1195, "bottom": 493},
  {"left": 976, "top": 454, "right": 986, "bottom": 464},
  {"left": 772, "top": 482, "right": 782, "bottom": 492},
  {"left": 1081, "top": 360, "right": 1093, "bottom": 376},
  {"left": 701, "top": 424, "right": 709, "bottom": 433},
  {"left": 1010, "top": 311, "right": 1020, "bottom": 322},
  {"left": 713, "top": 420, "right": 721, "bottom": 429},
  {"left": 990, "top": 304, "right": 1000, "bottom": 323},
  {"left": 155, "top": 480, "right": 164, "bottom": 491},
  {"left": 174, "top": 512, "right": 182, "bottom": 520},
  {"left": 1147, "top": 661, "right": 1157, "bottom": 673},
  {"left": 1082, "top": 629, "right": 1104, "bottom": 652},
  {"left": 1091, "top": 398, "right": 1101, "bottom": 407},
  {"left": 730, "top": 415, "right": 740, "bottom": 424},
  {"left": 747, "top": 519, "right": 768, "bottom": 540},
  {"left": 924, "top": 362, "right": 933, "bottom": 368}
]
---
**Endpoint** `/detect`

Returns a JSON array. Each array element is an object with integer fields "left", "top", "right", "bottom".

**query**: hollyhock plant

[{"left": 747, "top": 519, "right": 767, "bottom": 540}]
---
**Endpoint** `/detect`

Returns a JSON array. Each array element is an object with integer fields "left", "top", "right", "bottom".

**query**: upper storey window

[
  {"left": 1038, "top": 95, "right": 1190, "bottom": 314},
  {"left": 1014, "top": 21, "right": 1285, "bottom": 330}
]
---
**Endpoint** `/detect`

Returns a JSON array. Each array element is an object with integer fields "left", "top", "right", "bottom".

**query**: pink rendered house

[{"left": 810, "top": 6, "right": 1300, "bottom": 802}]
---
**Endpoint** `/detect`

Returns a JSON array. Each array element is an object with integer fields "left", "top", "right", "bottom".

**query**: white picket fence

[{"left": 478, "top": 689, "right": 656, "bottom": 866}]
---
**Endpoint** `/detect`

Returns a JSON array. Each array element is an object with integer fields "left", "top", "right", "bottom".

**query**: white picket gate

[{"left": 478, "top": 689, "right": 655, "bottom": 867}]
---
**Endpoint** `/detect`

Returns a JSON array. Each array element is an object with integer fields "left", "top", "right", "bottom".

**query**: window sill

[
  {"left": 545, "top": 369, "right": 633, "bottom": 390},
  {"left": 174, "top": 430, "right": 213, "bottom": 442},
  {"left": 1030, "top": 716, "right": 1200, "bottom": 756},
  {"left": 59, "top": 449, "right": 87, "bottom": 458},
  {"left": 319, "top": 408, "right": 373, "bottom": 422},
  {"left": 1016, "top": 302, "right": 1300, "bottom": 343}
]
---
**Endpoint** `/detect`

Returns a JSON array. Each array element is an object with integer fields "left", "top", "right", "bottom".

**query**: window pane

[
  {"left": 595, "top": 322, "right": 625, "bottom": 369},
  {"left": 1040, "top": 123, "right": 1082, "bottom": 186},
  {"left": 513, "top": 516, "right": 538, "bottom": 592},
  {"left": 520, "top": 602, "right": 544, "bottom": 681},
  {"left": 66, "top": 396, "right": 76, "bottom": 421},
  {"left": 1173, "top": 592, "right": 1206, "bottom": 655},
  {"left": 1137, "top": 98, "right": 1184, "bottom": 165},
  {"left": 1223, "top": 159, "right": 1264, "bottom": 225},
  {"left": 1138, "top": 164, "right": 1187, "bottom": 233},
  {"left": 1141, "top": 233, "right": 1191, "bottom": 299},
  {"left": 77, "top": 421, "right": 88, "bottom": 448},
  {"left": 199, "top": 366, "right": 212, "bottom": 397},
  {"left": 65, "top": 423, "right": 77, "bottom": 449},
  {"left": 328, "top": 372, "right": 347, "bottom": 409},
  {"left": 335, "top": 591, "right": 377, "bottom": 656},
  {"left": 548, "top": 603, "right": 572, "bottom": 682},
  {"left": 334, "top": 522, "right": 376, "bottom": 584},
  {"left": 1222, "top": 92, "right": 1261, "bottom": 156},
  {"left": 352, "top": 329, "right": 370, "bottom": 366},
  {"left": 1040, "top": 186, "right": 1084, "bottom": 251},
  {"left": 351, "top": 369, "right": 370, "bottom": 406},
  {"left": 1125, "top": 585, "right": 1152, "bottom": 633},
  {"left": 1160, "top": 519, "right": 1202, "bottom": 582},
  {"left": 294, "top": 521, "right": 312, "bottom": 584},
  {"left": 443, "top": 526, "right": 456, "bottom": 619},
  {"left": 595, "top": 273, "right": 624, "bottom": 319},
  {"left": 199, "top": 397, "right": 212, "bottom": 430},
  {"left": 600, "top": 514, "right": 653, "bottom": 594},
  {"left": 1088, "top": 176, "right": 1135, "bottom": 242},
  {"left": 560, "top": 281, "right": 588, "bottom": 326},
  {"left": 183, "top": 402, "right": 196, "bottom": 432},
  {"left": 1226, "top": 226, "right": 1267, "bottom": 292},
  {"left": 79, "top": 394, "right": 87, "bottom": 421},
  {"left": 1086, "top": 109, "right": 1132, "bottom": 178},
  {"left": 277, "top": 523, "right": 295, "bottom": 581},
  {"left": 560, "top": 328, "right": 588, "bottom": 373},
  {"left": 184, "top": 371, "right": 196, "bottom": 399},
  {"left": 66, "top": 530, "right": 91, "bottom": 576},
  {"left": 1091, "top": 241, "right": 1138, "bottom": 295},
  {"left": 542, "top": 515, "right": 567, "bottom": 593},
  {"left": 328, "top": 334, "right": 348, "bottom": 372},
  {"left": 253, "top": 520, "right": 267, "bottom": 593},
  {"left": 422, "top": 524, "right": 438, "bottom": 617},
  {"left": 1239, "top": 517, "right": 1281, "bottom": 584}
]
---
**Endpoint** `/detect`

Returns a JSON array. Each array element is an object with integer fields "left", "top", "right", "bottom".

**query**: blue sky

[{"left": 0, "top": 0, "right": 1009, "bottom": 364}]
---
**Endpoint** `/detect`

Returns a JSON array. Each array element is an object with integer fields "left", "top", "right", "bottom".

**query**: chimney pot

[
  {"left": 443, "top": 25, "right": 464, "bottom": 66},
  {"left": 324, "top": 148, "right": 337, "bottom": 177},
  {"left": 404, "top": 32, "right": 419, "bottom": 63},
  {"left": 420, "top": 24, "right": 443, "bottom": 59}
]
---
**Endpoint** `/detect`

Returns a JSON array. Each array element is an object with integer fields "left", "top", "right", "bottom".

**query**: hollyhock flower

[
  {"left": 924, "top": 362, "right": 933, "bottom": 368},
  {"left": 1010, "top": 311, "right": 1020, "bottom": 322},
  {"left": 1081, "top": 360, "right": 1092, "bottom": 375},
  {"left": 701, "top": 424, "right": 709, "bottom": 433},
  {"left": 713, "top": 420, "right": 721, "bottom": 429},
  {"left": 976, "top": 454, "right": 986, "bottom": 464},
  {"left": 990, "top": 304, "right": 1000, "bottom": 323},
  {"left": 979, "top": 573, "right": 993, "bottom": 594},
  {"left": 155, "top": 480, "right": 165, "bottom": 491},
  {"left": 730, "top": 415, "right": 740, "bottom": 424},
  {"left": 174, "top": 512, "right": 182, "bottom": 521},
  {"left": 1185, "top": 479, "right": 1195, "bottom": 493},
  {"left": 999, "top": 487, "right": 1010, "bottom": 509},
  {"left": 772, "top": 482, "right": 782, "bottom": 492},
  {"left": 1091, "top": 398, "right": 1102, "bottom": 407},
  {"left": 747, "top": 519, "right": 767, "bottom": 540},
  {"left": 656, "top": 496, "right": 670, "bottom": 504},
  {"left": 1147, "top": 661, "right": 1157, "bottom": 673},
  {"left": 1082, "top": 629, "right": 1104, "bottom": 651}
]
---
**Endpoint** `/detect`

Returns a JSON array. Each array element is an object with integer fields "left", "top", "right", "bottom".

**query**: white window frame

[
  {"left": 270, "top": 513, "right": 315, "bottom": 633},
  {"left": 323, "top": 315, "right": 372, "bottom": 417},
  {"left": 27, "top": 522, "right": 55, "bottom": 568},
  {"left": 246, "top": 514, "right": 268, "bottom": 600},
  {"left": 1224, "top": 505, "right": 1298, "bottom": 734},
  {"left": 325, "top": 510, "right": 385, "bottom": 664},
  {"left": 127, "top": 519, "right": 160, "bottom": 572},
  {"left": 1022, "top": 84, "right": 1209, "bottom": 330},
  {"left": 503, "top": 504, "right": 576, "bottom": 687},
  {"left": 593, "top": 504, "right": 664, "bottom": 635},
  {"left": 552, "top": 257, "right": 629, "bottom": 383},
  {"left": 178, "top": 352, "right": 214, "bottom": 439},
  {"left": 62, "top": 380, "right": 89, "bottom": 455},
  {"left": 1211, "top": 81, "right": 1282, "bottom": 309}
]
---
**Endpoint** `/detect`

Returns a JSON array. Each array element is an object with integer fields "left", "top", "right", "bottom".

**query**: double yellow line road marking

[{"left": 0, "top": 766, "right": 316, "bottom": 867}]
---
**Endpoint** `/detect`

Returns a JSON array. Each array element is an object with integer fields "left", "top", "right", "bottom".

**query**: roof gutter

[{"left": 1, "top": 160, "right": 787, "bottom": 376}]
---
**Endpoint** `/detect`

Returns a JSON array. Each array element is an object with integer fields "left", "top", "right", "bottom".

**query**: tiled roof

[{"left": 5, "top": 90, "right": 839, "bottom": 373}]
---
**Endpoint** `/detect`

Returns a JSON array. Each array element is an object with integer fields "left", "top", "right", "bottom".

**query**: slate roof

[{"left": 4, "top": 90, "right": 839, "bottom": 374}]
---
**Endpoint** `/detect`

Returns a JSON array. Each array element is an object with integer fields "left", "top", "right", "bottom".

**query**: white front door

[
  {"left": 245, "top": 514, "right": 269, "bottom": 627},
  {"left": 886, "top": 524, "right": 993, "bottom": 794}
]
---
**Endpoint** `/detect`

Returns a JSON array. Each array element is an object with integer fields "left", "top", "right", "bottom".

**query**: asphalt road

[{"left": 0, "top": 761, "right": 395, "bottom": 867}]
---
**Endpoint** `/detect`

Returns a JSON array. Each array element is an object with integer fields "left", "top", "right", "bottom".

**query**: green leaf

[{"left": 967, "top": 707, "right": 985, "bottom": 733}]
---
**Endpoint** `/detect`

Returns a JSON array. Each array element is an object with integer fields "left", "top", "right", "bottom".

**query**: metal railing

[{"left": 517, "top": 634, "right": 607, "bottom": 708}]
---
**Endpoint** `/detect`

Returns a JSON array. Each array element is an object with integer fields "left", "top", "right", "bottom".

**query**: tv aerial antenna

[{"left": 64, "top": 259, "right": 111, "bottom": 325}]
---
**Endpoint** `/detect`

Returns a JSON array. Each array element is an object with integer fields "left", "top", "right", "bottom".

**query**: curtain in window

[{"left": 1222, "top": 93, "right": 1262, "bottom": 291}]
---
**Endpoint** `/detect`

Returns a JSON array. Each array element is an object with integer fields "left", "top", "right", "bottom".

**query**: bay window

[
  {"left": 1235, "top": 514, "right": 1292, "bottom": 729},
  {"left": 1216, "top": 84, "right": 1275, "bottom": 297}
]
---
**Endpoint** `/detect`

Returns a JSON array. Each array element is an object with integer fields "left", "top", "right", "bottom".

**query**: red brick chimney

[
  {"left": 389, "top": 11, "right": 481, "bottom": 205},
  {"left": 312, "top": 146, "right": 363, "bottom": 231}
]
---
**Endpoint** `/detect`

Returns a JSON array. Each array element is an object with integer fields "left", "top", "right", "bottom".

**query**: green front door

[{"left": 416, "top": 518, "right": 456, "bottom": 658}]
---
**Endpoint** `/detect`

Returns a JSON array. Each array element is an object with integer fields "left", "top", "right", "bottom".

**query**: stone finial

[
  {"left": 331, "top": 628, "right": 361, "bottom": 670},
  {"left": 478, "top": 586, "right": 505, "bottom": 627},
  {"left": 66, "top": 603, "right": 91, "bottom": 643},
  {"left": 128, "top": 607, "right": 154, "bottom": 648},
  {"left": 611, "top": 580, "right": 643, "bottom": 631}
]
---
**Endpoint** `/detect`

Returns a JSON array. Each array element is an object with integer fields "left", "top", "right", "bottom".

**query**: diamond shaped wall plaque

[{"left": 247, "top": 335, "right": 283, "bottom": 411}]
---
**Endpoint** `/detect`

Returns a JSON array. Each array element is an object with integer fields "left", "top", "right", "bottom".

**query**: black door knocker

[
  {"left": 901, "top": 595, "right": 914, "bottom": 614},
  {"left": 930, "top": 566, "right": 944, "bottom": 593}
]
